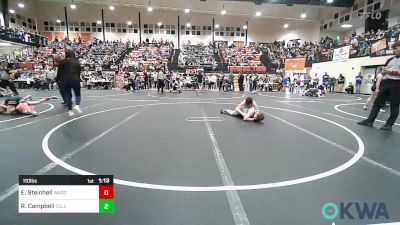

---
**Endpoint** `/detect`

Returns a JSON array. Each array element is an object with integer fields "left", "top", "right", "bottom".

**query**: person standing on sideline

[
  {"left": 196, "top": 72, "right": 203, "bottom": 90},
  {"left": 144, "top": 72, "right": 149, "bottom": 89},
  {"left": 152, "top": 72, "right": 158, "bottom": 89},
  {"left": 355, "top": 72, "right": 363, "bottom": 94},
  {"left": 219, "top": 74, "right": 224, "bottom": 91},
  {"left": 56, "top": 49, "right": 82, "bottom": 116},
  {"left": 329, "top": 75, "right": 336, "bottom": 92},
  {"left": 0, "top": 62, "right": 19, "bottom": 96},
  {"left": 238, "top": 73, "right": 244, "bottom": 92},
  {"left": 337, "top": 74, "right": 345, "bottom": 93},
  {"left": 157, "top": 69, "right": 165, "bottom": 93},
  {"left": 229, "top": 73, "right": 234, "bottom": 91},
  {"left": 252, "top": 74, "right": 258, "bottom": 93},
  {"left": 45, "top": 67, "right": 56, "bottom": 90},
  {"left": 313, "top": 73, "right": 319, "bottom": 88},
  {"left": 357, "top": 41, "right": 400, "bottom": 131},
  {"left": 289, "top": 74, "right": 295, "bottom": 93},
  {"left": 322, "top": 72, "right": 330, "bottom": 89}
]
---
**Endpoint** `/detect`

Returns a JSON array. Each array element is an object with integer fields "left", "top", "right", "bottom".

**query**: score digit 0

[{"left": 99, "top": 185, "right": 114, "bottom": 199}]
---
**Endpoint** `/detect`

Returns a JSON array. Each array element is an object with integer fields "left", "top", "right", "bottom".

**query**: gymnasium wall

[
  {"left": 8, "top": 0, "right": 320, "bottom": 46},
  {"left": 311, "top": 55, "right": 393, "bottom": 94}
]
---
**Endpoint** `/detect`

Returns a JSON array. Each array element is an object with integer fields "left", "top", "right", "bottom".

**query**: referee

[{"left": 358, "top": 41, "right": 400, "bottom": 131}]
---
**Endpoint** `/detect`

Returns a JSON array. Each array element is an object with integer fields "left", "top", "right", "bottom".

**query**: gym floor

[{"left": 0, "top": 89, "right": 399, "bottom": 225}]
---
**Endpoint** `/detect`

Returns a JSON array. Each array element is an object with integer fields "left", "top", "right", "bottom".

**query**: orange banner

[
  {"left": 43, "top": 32, "right": 53, "bottom": 41},
  {"left": 18, "top": 63, "right": 34, "bottom": 68},
  {"left": 55, "top": 32, "right": 65, "bottom": 41},
  {"left": 69, "top": 32, "right": 80, "bottom": 41},
  {"left": 285, "top": 58, "right": 306, "bottom": 70},
  {"left": 81, "top": 33, "right": 91, "bottom": 42}
]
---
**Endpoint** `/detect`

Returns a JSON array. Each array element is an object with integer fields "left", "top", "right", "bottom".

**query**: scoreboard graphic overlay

[{"left": 18, "top": 175, "right": 114, "bottom": 213}]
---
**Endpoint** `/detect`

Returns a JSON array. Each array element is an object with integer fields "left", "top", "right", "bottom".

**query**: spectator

[
  {"left": 345, "top": 82, "right": 354, "bottom": 94},
  {"left": 329, "top": 75, "right": 336, "bottom": 92},
  {"left": 337, "top": 74, "right": 346, "bottom": 93},
  {"left": 355, "top": 72, "right": 363, "bottom": 94}
]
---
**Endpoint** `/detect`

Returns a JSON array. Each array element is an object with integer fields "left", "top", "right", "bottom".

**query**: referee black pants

[
  {"left": 0, "top": 80, "right": 19, "bottom": 95},
  {"left": 367, "top": 79, "right": 400, "bottom": 126}
]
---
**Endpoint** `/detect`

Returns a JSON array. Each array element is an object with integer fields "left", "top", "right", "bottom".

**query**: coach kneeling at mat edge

[{"left": 357, "top": 41, "right": 400, "bottom": 131}]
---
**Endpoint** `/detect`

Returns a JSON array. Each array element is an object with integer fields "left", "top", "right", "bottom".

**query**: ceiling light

[
  {"left": 127, "top": 21, "right": 132, "bottom": 25},
  {"left": 18, "top": 3, "right": 24, "bottom": 8},
  {"left": 256, "top": 11, "right": 261, "bottom": 17},
  {"left": 301, "top": 13, "right": 307, "bottom": 18},
  {"left": 221, "top": 9, "right": 226, "bottom": 15},
  {"left": 97, "top": 20, "right": 102, "bottom": 25},
  {"left": 157, "top": 22, "right": 162, "bottom": 27},
  {"left": 184, "top": 9, "right": 190, "bottom": 13},
  {"left": 284, "top": 24, "right": 289, "bottom": 28},
  {"left": 186, "top": 23, "right": 191, "bottom": 27},
  {"left": 215, "top": 24, "right": 220, "bottom": 28},
  {"left": 56, "top": 19, "right": 61, "bottom": 23},
  {"left": 340, "top": 24, "right": 353, "bottom": 28},
  {"left": 243, "top": 25, "right": 248, "bottom": 30},
  {"left": 147, "top": 6, "right": 153, "bottom": 12},
  {"left": 9, "top": 9, "right": 15, "bottom": 14},
  {"left": 327, "top": 0, "right": 334, "bottom": 3},
  {"left": 70, "top": 4, "right": 76, "bottom": 9},
  {"left": 109, "top": 5, "right": 115, "bottom": 10}
]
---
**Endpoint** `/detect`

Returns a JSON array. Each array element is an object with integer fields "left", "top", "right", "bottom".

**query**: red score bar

[{"left": 99, "top": 185, "right": 114, "bottom": 199}]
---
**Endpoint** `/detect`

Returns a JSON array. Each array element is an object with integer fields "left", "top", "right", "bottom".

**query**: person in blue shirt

[
  {"left": 355, "top": 72, "right": 363, "bottom": 94},
  {"left": 322, "top": 72, "right": 330, "bottom": 89},
  {"left": 282, "top": 76, "right": 288, "bottom": 92}
]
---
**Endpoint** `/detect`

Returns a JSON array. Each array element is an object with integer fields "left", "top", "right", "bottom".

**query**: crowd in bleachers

[
  {"left": 178, "top": 43, "right": 217, "bottom": 69},
  {"left": 0, "top": 26, "right": 48, "bottom": 46},
  {"left": 1, "top": 37, "right": 133, "bottom": 90},
  {"left": 219, "top": 43, "right": 262, "bottom": 66},
  {"left": 78, "top": 40, "right": 129, "bottom": 69},
  {"left": 120, "top": 41, "right": 173, "bottom": 73},
  {"left": 264, "top": 21, "right": 400, "bottom": 68}
]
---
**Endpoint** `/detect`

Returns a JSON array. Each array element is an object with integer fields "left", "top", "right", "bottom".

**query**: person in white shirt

[
  {"left": 157, "top": 70, "right": 165, "bottom": 93},
  {"left": 152, "top": 72, "right": 158, "bottom": 89}
]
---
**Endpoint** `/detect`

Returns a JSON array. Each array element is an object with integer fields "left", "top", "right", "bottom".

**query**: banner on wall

[
  {"left": 332, "top": 45, "right": 350, "bottom": 62},
  {"left": 43, "top": 32, "right": 53, "bottom": 41},
  {"left": 55, "top": 32, "right": 65, "bottom": 41},
  {"left": 233, "top": 41, "right": 244, "bottom": 49},
  {"left": 371, "top": 38, "right": 387, "bottom": 54},
  {"left": 81, "top": 33, "right": 91, "bottom": 42},
  {"left": 69, "top": 32, "right": 80, "bottom": 41},
  {"left": 285, "top": 58, "right": 306, "bottom": 71}
]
